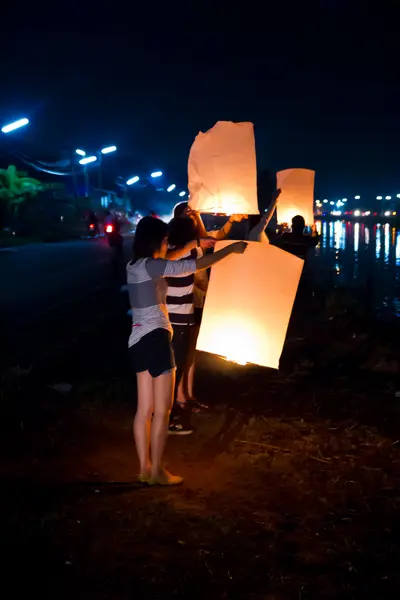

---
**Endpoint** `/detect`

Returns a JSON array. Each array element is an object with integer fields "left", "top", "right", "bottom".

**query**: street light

[
  {"left": 127, "top": 176, "right": 139, "bottom": 185},
  {"left": 75, "top": 149, "right": 86, "bottom": 156},
  {"left": 385, "top": 196, "right": 392, "bottom": 200},
  {"left": 323, "top": 199, "right": 328, "bottom": 203},
  {"left": 376, "top": 196, "right": 382, "bottom": 200},
  {"left": 342, "top": 198, "right": 347, "bottom": 202},
  {"left": 329, "top": 201, "right": 334, "bottom": 205},
  {"left": 179, "top": 191, "right": 186, "bottom": 197},
  {"left": 151, "top": 171, "right": 163, "bottom": 178},
  {"left": 79, "top": 156, "right": 97, "bottom": 165},
  {"left": 101, "top": 145, "right": 117, "bottom": 154},
  {"left": 167, "top": 184, "right": 176, "bottom": 192},
  {"left": 1, "top": 117, "right": 29, "bottom": 134},
  {"left": 354, "top": 195, "right": 360, "bottom": 200}
]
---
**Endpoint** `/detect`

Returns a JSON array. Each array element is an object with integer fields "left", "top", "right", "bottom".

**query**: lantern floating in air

[
  {"left": 196, "top": 241, "right": 304, "bottom": 369},
  {"left": 188, "top": 121, "right": 259, "bottom": 215},
  {"left": 277, "top": 168, "right": 315, "bottom": 226}
]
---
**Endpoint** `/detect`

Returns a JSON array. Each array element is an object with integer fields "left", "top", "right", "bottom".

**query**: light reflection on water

[{"left": 311, "top": 220, "right": 400, "bottom": 318}]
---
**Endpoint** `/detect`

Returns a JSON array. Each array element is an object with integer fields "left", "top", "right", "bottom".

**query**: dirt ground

[{"left": 1, "top": 339, "right": 400, "bottom": 599}]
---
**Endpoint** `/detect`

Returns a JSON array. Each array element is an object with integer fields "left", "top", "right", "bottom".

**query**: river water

[{"left": 310, "top": 220, "right": 400, "bottom": 319}]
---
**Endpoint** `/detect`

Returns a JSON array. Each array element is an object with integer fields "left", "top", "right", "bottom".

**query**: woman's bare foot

[{"left": 149, "top": 468, "right": 183, "bottom": 486}]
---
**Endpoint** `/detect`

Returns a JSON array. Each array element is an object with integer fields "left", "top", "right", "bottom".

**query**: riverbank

[{"left": 1, "top": 289, "right": 400, "bottom": 599}]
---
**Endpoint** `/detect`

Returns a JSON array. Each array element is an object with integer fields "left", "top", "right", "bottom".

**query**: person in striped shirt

[
  {"left": 166, "top": 217, "right": 217, "bottom": 433},
  {"left": 168, "top": 204, "right": 247, "bottom": 429},
  {"left": 127, "top": 216, "right": 248, "bottom": 485}
]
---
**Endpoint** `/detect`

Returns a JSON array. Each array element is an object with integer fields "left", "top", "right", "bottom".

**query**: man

[
  {"left": 168, "top": 205, "right": 247, "bottom": 434},
  {"left": 273, "top": 215, "right": 319, "bottom": 259}
]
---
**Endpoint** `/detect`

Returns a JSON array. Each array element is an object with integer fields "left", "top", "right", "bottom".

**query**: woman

[{"left": 127, "top": 216, "right": 247, "bottom": 485}]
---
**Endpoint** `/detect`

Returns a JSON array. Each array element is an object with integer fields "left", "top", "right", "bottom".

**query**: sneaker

[{"left": 168, "top": 422, "right": 193, "bottom": 435}]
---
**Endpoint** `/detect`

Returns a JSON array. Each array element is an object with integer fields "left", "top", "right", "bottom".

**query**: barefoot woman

[{"left": 127, "top": 216, "right": 247, "bottom": 485}]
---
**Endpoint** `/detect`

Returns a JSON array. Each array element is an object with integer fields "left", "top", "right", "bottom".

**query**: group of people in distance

[{"left": 127, "top": 191, "right": 319, "bottom": 486}]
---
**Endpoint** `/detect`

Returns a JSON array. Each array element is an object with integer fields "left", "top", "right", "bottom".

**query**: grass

[{"left": 1, "top": 285, "right": 400, "bottom": 598}]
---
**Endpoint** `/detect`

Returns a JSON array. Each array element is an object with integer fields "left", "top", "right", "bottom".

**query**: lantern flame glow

[
  {"left": 188, "top": 121, "right": 259, "bottom": 215},
  {"left": 197, "top": 241, "right": 304, "bottom": 369}
]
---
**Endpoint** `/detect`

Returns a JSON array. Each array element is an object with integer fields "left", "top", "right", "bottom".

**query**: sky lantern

[
  {"left": 276, "top": 168, "right": 315, "bottom": 226},
  {"left": 188, "top": 121, "right": 259, "bottom": 215},
  {"left": 196, "top": 241, "right": 304, "bottom": 369}
]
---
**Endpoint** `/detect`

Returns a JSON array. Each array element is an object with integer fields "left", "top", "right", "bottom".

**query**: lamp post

[{"left": 75, "top": 145, "right": 116, "bottom": 196}]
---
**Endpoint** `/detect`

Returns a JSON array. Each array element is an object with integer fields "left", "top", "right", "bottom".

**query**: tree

[{"left": 0, "top": 165, "right": 42, "bottom": 222}]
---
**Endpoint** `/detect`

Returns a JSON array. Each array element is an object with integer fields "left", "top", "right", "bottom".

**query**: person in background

[
  {"left": 127, "top": 216, "right": 247, "bottom": 486},
  {"left": 171, "top": 203, "right": 247, "bottom": 410},
  {"left": 173, "top": 201, "right": 247, "bottom": 241},
  {"left": 247, "top": 189, "right": 281, "bottom": 242},
  {"left": 165, "top": 217, "right": 216, "bottom": 435},
  {"left": 273, "top": 215, "right": 319, "bottom": 259}
]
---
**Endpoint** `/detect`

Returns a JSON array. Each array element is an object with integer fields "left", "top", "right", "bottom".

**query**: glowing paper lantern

[
  {"left": 276, "top": 168, "right": 315, "bottom": 226},
  {"left": 197, "top": 241, "right": 304, "bottom": 369},
  {"left": 188, "top": 121, "right": 259, "bottom": 215}
]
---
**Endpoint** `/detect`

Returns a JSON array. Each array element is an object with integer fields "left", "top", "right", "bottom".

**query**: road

[{"left": 1, "top": 237, "right": 132, "bottom": 364}]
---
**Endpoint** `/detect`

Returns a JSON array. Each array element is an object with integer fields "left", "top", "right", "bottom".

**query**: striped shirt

[
  {"left": 127, "top": 257, "right": 197, "bottom": 347},
  {"left": 166, "top": 247, "right": 203, "bottom": 325}
]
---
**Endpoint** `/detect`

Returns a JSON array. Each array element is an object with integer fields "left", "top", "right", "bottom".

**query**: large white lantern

[
  {"left": 196, "top": 241, "right": 304, "bottom": 369},
  {"left": 276, "top": 168, "right": 315, "bottom": 226},
  {"left": 188, "top": 121, "right": 259, "bottom": 215}
]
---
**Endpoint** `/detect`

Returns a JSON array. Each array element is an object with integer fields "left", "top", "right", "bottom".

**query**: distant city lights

[
  {"left": 167, "top": 184, "right": 176, "bottom": 192},
  {"left": 330, "top": 201, "right": 334, "bottom": 205},
  {"left": 126, "top": 176, "right": 139, "bottom": 185},
  {"left": 75, "top": 149, "right": 86, "bottom": 156},
  {"left": 354, "top": 210, "right": 361, "bottom": 217},
  {"left": 101, "top": 145, "right": 117, "bottom": 154},
  {"left": 397, "top": 194, "right": 400, "bottom": 199},
  {"left": 323, "top": 199, "right": 328, "bottom": 203},
  {"left": 342, "top": 198, "right": 347, "bottom": 202},
  {"left": 1, "top": 117, "right": 30, "bottom": 134},
  {"left": 376, "top": 196, "right": 383, "bottom": 200},
  {"left": 151, "top": 171, "right": 163, "bottom": 178},
  {"left": 365, "top": 211, "right": 371, "bottom": 216},
  {"left": 179, "top": 191, "right": 186, "bottom": 197},
  {"left": 79, "top": 156, "right": 97, "bottom": 165},
  {"left": 385, "top": 195, "right": 392, "bottom": 200},
  {"left": 354, "top": 195, "right": 360, "bottom": 199},
  {"left": 384, "top": 211, "right": 391, "bottom": 217}
]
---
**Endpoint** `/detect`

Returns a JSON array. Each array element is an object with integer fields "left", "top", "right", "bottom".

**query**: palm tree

[{"left": 0, "top": 165, "right": 42, "bottom": 219}]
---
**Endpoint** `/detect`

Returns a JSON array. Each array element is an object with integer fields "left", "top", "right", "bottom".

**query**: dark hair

[
  {"left": 168, "top": 216, "right": 197, "bottom": 249},
  {"left": 292, "top": 215, "right": 305, "bottom": 234},
  {"left": 132, "top": 216, "right": 168, "bottom": 262},
  {"left": 173, "top": 201, "right": 188, "bottom": 218}
]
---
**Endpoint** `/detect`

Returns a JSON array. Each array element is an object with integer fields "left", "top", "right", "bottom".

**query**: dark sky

[{"left": 1, "top": 1, "right": 399, "bottom": 199}]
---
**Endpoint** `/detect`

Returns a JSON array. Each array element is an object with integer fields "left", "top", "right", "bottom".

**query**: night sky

[{"left": 1, "top": 2, "right": 399, "bottom": 200}]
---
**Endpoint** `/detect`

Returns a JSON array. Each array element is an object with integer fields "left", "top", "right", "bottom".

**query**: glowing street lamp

[
  {"left": 342, "top": 198, "right": 347, "bottom": 202},
  {"left": 101, "top": 145, "right": 117, "bottom": 154},
  {"left": 79, "top": 156, "right": 97, "bottom": 165},
  {"left": 167, "top": 184, "right": 176, "bottom": 192},
  {"left": 323, "top": 199, "right": 328, "bottom": 203},
  {"left": 385, "top": 195, "right": 392, "bottom": 200},
  {"left": 329, "top": 201, "right": 334, "bottom": 205},
  {"left": 126, "top": 176, "right": 140, "bottom": 185},
  {"left": 354, "top": 210, "right": 361, "bottom": 217},
  {"left": 179, "top": 191, "right": 186, "bottom": 197},
  {"left": 1, "top": 117, "right": 29, "bottom": 134},
  {"left": 150, "top": 171, "right": 163, "bottom": 178},
  {"left": 376, "top": 196, "right": 382, "bottom": 200},
  {"left": 75, "top": 149, "right": 86, "bottom": 156},
  {"left": 354, "top": 195, "right": 360, "bottom": 199}
]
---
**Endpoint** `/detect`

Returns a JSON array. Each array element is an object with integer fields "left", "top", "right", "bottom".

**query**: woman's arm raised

[{"left": 195, "top": 241, "right": 247, "bottom": 271}]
